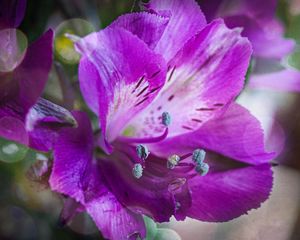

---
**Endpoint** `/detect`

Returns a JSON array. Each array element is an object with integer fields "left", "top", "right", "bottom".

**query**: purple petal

[
  {"left": 85, "top": 171, "right": 146, "bottom": 240},
  {"left": 248, "top": 69, "right": 300, "bottom": 92},
  {"left": 0, "top": 116, "right": 28, "bottom": 145},
  {"left": 25, "top": 98, "right": 77, "bottom": 151},
  {"left": 0, "top": 0, "right": 27, "bottom": 29},
  {"left": 49, "top": 111, "right": 94, "bottom": 203},
  {"left": 128, "top": 19, "right": 252, "bottom": 139},
  {"left": 0, "top": 97, "right": 76, "bottom": 151},
  {"left": 76, "top": 27, "right": 167, "bottom": 152},
  {"left": 149, "top": 103, "right": 274, "bottom": 164},
  {"left": 186, "top": 163, "right": 273, "bottom": 222},
  {"left": 49, "top": 111, "right": 146, "bottom": 239},
  {"left": 14, "top": 29, "right": 53, "bottom": 111},
  {"left": 110, "top": 12, "right": 169, "bottom": 50},
  {"left": 200, "top": 0, "right": 277, "bottom": 21},
  {"left": 197, "top": 0, "right": 223, "bottom": 22},
  {"left": 144, "top": 0, "right": 207, "bottom": 62},
  {"left": 0, "top": 29, "right": 26, "bottom": 72},
  {"left": 98, "top": 144, "right": 194, "bottom": 222},
  {"left": 225, "top": 15, "right": 295, "bottom": 59}
]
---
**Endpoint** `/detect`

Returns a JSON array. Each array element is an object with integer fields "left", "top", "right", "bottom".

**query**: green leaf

[
  {"left": 287, "top": 47, "right": 300, "bottom": 70},
  {"left": 0, "top": 138, "right": 28, "bottom": 163},
  {"left": 286, "top": 14, "right": 300, "bottom": 43},
  {"left": 153, "top": 228, "right": 181, "bottom": 240}
]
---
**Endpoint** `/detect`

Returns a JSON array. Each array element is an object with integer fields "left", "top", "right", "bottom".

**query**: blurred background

[{"left": 0, "top": 0, "right": 300, "bottom": 239}]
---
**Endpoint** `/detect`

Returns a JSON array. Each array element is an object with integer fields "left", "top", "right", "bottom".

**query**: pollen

[
  {"left": 167, "top": 154, "right": 180, "bottom": 169},
  {"left": 132, "top": 163, "right": 143, "bottom": 179},
  {"left": 195, "top": 162, "right": 209, "bottom": 176},
  {"left": 192, "top": 149, "right": 206, "bottom": 164},
  {"left": 162, "top": 112, "right": 171, "bottom": 126},
  {"left": 136, "top": 144, "right": 150, "bottom": 160}
]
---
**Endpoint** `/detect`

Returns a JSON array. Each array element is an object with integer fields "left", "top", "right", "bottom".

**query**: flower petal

[
  {"left": 186, "top": 163, "right": 273, "bottom": 222},
  {"left": 76, "top": 27, "right": 167, "bottom": 152},
  {"left": 224, "top": 15, "right": 295, "bottom": 59},
  {"left": 49, "top": 111, "right": 94, "bottom": 203},
  {"left": 98, "top": 154, "right": 175, "bottom": 222},
  {"left": 85, "top": 172, "right": 146, "bottom": 240},
  {"left": 14, "top": 29, "right": 53, "bottom": 111},
  {"left": 0, "top": 116, "right": 28, "bottom": 145},
  {"left": 0, "top": 0, "right": 27, "bottom": 29},
  {"left": 149, "top": 103, "right": 274, "bottom": 164},
  {"left": 49, "top": 111, "right": 146, "bottom": 239},
  {"left": 128, "top": 19, "right": 252, "bottom": 139},
  {"left": 98, "top": 144, "right": 195, "bottom": 222},
  {"left": 110, "top": 12, "right": 169, "bottom": 50},
  {"left": 197, "top": 0, "right": 223, "bottom": 22},
  {"left": 26, "top": 98, "right": 77, "bottom": 151},
  {"left": 144, "top": 0, "right": 207, "bottom": 62},
  {"left": 248, "top": 69, "right": 300, "bottom": 92}
]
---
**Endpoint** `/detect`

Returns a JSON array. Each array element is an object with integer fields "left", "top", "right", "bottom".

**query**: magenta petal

[
  {"left": 0, "top": 0, "right": 27, "bottom": 29},
  {"left": 110, "top": 12, "right": 169, "bottom": 50},
  {"left": 200, "top": 0, "right": 277, "bottom": 22},
  {"left": 186, "top": 164, "right": 273, "bottom": 222},
  {"left": 85, "top": 171, "right": 146, "bottom": 240},
  {"left": 149, "top": 103, "right": 274, "bottom": 164},
  {"left": 49, "top": 111, "right": 146, "bottom": 239},
  {"left": 49, "top": 111, "right": 94, "bottom": 203},
  {"left": 225, "top": 15, "right": 295, "bottom": 59},
  {"left": 76, "top": 27, "right": 167, "bottom": 150},
  {"left": 98, "top": 144, "right": 195, "bottom": 222},
  {"left": 248, "top": 69, "right": 300, "bottom": 92},
  {"left": 129, "top": 19, "right": 252, "bottom": 138},
  {"left": 25, "top": 98, "right": 77, "bottom": 151},
  {"left": 145, "top": 0, "right": 207, "bottom": 62},
  {"left": 0, "top": 116, "right": 28, "bottom": 145},
  {"left": 197, "top": 0, "right": 223, "bottom": 22},
  {"left": 14, "top": 29, "right": 53, "bottom": 111}
]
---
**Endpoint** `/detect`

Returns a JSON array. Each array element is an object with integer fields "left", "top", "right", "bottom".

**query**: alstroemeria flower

[
  {"left": 0, "top": 0, "right": 27, "bottom": 30},
  {"left": 199, "top": 0, "right": 300, "bottom": 92},
  {"left": 50, "top": 0, "right": 274, "bottom": 239},
  {"left": 0, "top": 0, "right": 76, "bottom": 151}
]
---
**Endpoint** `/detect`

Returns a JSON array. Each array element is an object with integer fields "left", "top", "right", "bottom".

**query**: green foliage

[{"left": 0, "top": 138, "right": 28, "bottom": 163}]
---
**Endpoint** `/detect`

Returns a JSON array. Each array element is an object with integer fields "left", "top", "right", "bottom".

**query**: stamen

[
  {"left": 118, "top": 128, "right": 168, "bottom": 144},
  {"left": 167, "top": 154, "right": 180, "bottom": 169},
  {"left": 195, "top": 162, "right": 209, "bottom": 176},
  {"left": 162, "top": 112, "right": 171, "bottom": 126},
  {"left": 64, "top": 33, "right": 81, "bottom": 43},
  {"left": 136, "top": 144, "right": 150, "bottom": 160},
  {"left": 132, "top": 163, "right": 143, "bottom": 179},
  {"left": 192, "top": 149, "right": 206, "bottom": 164}
]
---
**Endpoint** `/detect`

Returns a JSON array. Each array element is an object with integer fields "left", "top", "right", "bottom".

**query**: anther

[
  {"left": 192, "top": 149, "right": 206, "bottom": 164},
  {"left": 132, "top": 163, "right": 143, "bottom": 179},
  {"left": 162, "top": 112, "right": 171, "bottom": 126},
  {"left": 167, "top": 154, "right": 180, "bottom": 169},
  {"left": 195, "top": 162, "right": 209, "bottom": 176},
  {"left": 136, "top": 144, "right": 150, "bottom": 160}
]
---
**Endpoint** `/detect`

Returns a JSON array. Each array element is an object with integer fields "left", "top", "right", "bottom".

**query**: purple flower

[
  {"left": 50, "top": 0, "right": 274, "bottom": 239},
  {"left": 199, "top": 0, "right": 300, "bottom": 92},
  {"left": 0, "top": 0, "right": 27, "bottom": 29},
  {"left": 0, "top": 0, "right": 76, "bottom": 151}
]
